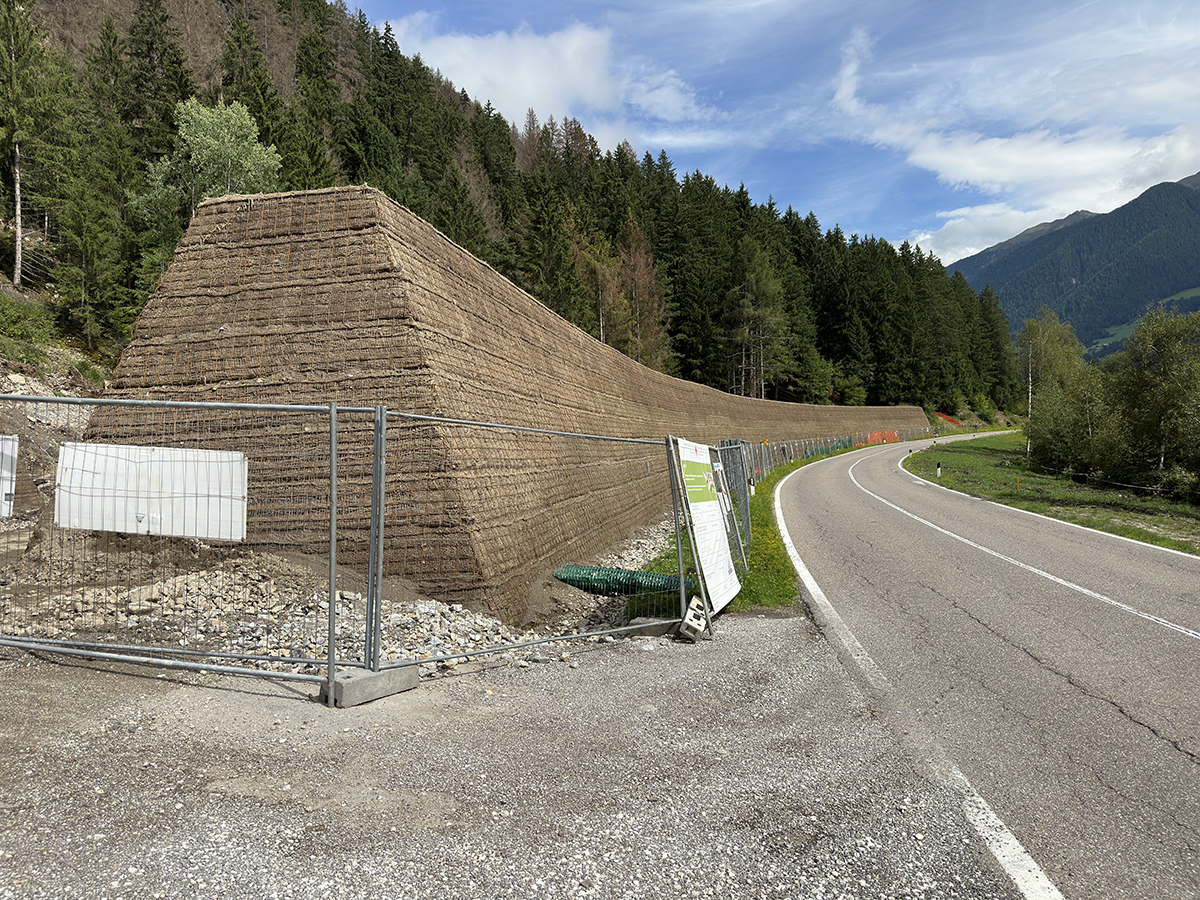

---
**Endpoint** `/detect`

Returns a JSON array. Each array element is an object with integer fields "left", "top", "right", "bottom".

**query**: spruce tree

[
  {"left": 0, "top": 0, "right": 76, "bottom": 290},
  {"left": 123, "top": 0, "right": 194, "bottom": 162},
  {"left": 219, "top": 13, "right": 284, "bottom": 149}
]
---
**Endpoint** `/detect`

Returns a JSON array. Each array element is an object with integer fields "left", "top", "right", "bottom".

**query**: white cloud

[
  {"left": 913, "top": 204, "right": 1059, "bottom": 267},
  {"left": 834, "top": 18, "right": 1200, "bottom": 263},
  {"left": 390, "top": 14, "right": 620, "bottom": 124},
  {"left": 623, "top": 62, "right": 712, "bottom": 123},
  {"left": 388, "top": 10, "right": 719, "bottom": 154},
  {"left": 904, "top": 119, "right": 1200, "bottom": 262},
  {"left": 832, "top": 26, "right": 871, "bottom": 118}
]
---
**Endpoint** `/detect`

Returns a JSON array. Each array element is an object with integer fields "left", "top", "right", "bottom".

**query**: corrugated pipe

[{"left": 553, "top": 565, "right": 696, "bottom": 598}]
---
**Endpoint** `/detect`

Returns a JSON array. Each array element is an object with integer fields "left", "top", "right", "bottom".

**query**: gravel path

[{"left": 0, "top": 612, "right": 1020, "bottom": 900}]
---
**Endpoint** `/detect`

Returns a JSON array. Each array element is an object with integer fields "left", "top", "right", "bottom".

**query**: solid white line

[
  {"left": 901, "top": 452, "right": 1200, "bottom": 560},
  {"left": 849, "top": 453, "right": 1200, "bottom": 643},
  {"left": 774, "top": 464, "right": 1066, "bottom": 900}
]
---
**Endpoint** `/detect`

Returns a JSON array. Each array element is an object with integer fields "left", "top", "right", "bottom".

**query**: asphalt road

[{"left": 776, "top": 436, "right": 1200, "bottom": 900}]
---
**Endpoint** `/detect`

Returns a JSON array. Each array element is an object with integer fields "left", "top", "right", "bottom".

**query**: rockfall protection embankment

[{"left": 94, "top": 186, "right": 928, "bottom": 618}]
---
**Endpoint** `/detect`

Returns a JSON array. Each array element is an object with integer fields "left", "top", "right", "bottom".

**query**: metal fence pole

[
  {"left": 327, "top": 402, "right": 338, "bottom": 708},
  {"left": 363, "top": 404, "right": 387, "bottom": 672},
  {"left": 666, "top": 436, "right": 688, "bottom": 620},
  {"left": 370, "top": 405, "right": 387, "bottom": 672},
  {"left": 364, "top": 420, "right": 379, "bottom": 670}
]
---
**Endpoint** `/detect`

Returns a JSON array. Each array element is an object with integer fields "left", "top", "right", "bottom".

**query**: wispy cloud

[
  {"left": 367, "top": 0, "right": 1200, "bottom": 266},
  {"left": 391, "top": 14, "right": 620, "bottom": 121},
  {"left": 389, "top": 9, "right": 721, "bottom": 153},
  {"left": 829, "top": 8, "right": 1200, "bottom": 261}
]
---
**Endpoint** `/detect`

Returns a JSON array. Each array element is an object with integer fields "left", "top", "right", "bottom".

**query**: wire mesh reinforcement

[{"left": 104, "top": 186, "right": 930, "bottom": 619}]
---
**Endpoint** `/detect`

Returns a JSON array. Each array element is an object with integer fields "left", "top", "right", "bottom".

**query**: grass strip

[{"left": 905, "top": 432, "right": 1200, "bottom": 556}]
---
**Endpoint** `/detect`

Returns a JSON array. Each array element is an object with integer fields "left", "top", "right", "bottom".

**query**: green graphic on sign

[
  {"left": 681, "top": 457, "right": 718, "bottom": 506},
  {"left": 675, "top": 437, "right": 741, "bottom": 613}
]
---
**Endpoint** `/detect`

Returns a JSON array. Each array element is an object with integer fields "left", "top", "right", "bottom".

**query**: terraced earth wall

[{"left": 94, "top": 186, "right": 928, "bottom": 618}]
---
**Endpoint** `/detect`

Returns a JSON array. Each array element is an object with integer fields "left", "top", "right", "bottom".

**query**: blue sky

[{"left": 349, "top": 0, "right": 1200, "bottom": 265}]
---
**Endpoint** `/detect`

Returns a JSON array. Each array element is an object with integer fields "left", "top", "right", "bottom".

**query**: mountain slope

[
  {"left": 34, "top": 0, "right": 350, "bottom": 102},
  {"left": 950, "top": 210, "right": 1096, "bottom": 287},
  {"left": 949, "top": 174, "right": 1200, "bottom": 344}
]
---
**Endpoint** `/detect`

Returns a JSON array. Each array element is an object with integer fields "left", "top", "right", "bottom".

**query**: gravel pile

[{"left": 2, "top": 518, "right": 680, "bottom": 680}]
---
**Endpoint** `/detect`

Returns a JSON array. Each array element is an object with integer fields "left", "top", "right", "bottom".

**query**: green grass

[
  {"left": 1086, "top": 288, "right": 1200, "bottom": 356},
  {"left": 71, "top": 358, "right": 108, "bottom": 389},
  {"left": 1087, "top": 317, "right": 1140, "bottom": 355},
  {"left": 905, "top": 432, "right": 1200, "bottom": 555},
  {"left": 0, "top": 291, "right": 56, "bottom": 367},
  {"left": 639, "top": 453, "right": 847, "bottom": 618},
  {"left": 1161, "top": 285, "right": 1200, "bottom": 306},
  {"left": 730, "top": 463, "right": 805, "bottom": 611}
]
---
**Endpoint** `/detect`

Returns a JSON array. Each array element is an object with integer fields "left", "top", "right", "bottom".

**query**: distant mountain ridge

[
  {"left": 949, "top": 172, "right": 1200, "bottom": 346},
  {"left": 953, "top": 210, "right": 1097, "bottom": 282}
]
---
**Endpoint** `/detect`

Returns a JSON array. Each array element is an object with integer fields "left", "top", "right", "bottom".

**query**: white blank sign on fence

[
  {"left": 0, "top": 436, "right": 16, "bottom": 518},
  {"left": 55, "top": 443, "right": 248, "bottom": 541}
]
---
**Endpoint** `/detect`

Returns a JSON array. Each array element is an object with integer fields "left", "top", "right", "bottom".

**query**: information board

[{"left": 676, "top": 437, "right": 741, "bottom": 612}]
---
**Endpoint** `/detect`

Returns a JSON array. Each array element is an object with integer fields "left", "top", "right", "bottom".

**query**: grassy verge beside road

[
  {"left": 905, "top": 431, "right": 1200, "bottom": 556},
  {"left": 645, "top": 430, "right": 1200, "bottom": 623},
  {"left": 641, "top": 455, "right": 820, "bottom": 616}
]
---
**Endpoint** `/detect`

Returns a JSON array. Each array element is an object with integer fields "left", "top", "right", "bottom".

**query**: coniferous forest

[{"left": 0, "top": 0, "right": 1020, "bottom": 415}]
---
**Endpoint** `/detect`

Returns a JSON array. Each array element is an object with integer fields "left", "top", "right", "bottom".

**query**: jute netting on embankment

[{"left": 94, "top": 186, "right": 928, "bottom": 619}]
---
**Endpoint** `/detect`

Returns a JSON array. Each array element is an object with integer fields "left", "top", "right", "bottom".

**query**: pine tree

[
  {"left": 51, "top": 15, "right": 146, "bottom": 345},
  {"left": 281, "top": 17, "right": 339, "bottom": 189},
  {"left": 977, "top": 285, "right": 1018, "bottom": 410},
  {"left": 219, "top": 13, "right": 284, "bottom": 148},
  {"left": 725, "top": 236, "right": 792, "bottom": 398},
  {"left": 568, "top": 212, "right": 629, "bottom": 349},
  {"left": 123, "top": 0, "right": 195, "bottom": 162},
  {"left": 617, "top": 213, "right": 671, "bottom": 372},
  {"left": 0, "top": 0, "right": 75, "bottom": 290},
  {"left": 666, "top": 171, "right": 733, "bottom": 388},
  {"left": 518, "top": 165, "right": 589, "bottom": 329}
]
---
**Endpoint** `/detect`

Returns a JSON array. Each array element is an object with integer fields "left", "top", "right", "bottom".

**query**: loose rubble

[{"left": 1, "top": 516, "right": 679, "bottom": 680}]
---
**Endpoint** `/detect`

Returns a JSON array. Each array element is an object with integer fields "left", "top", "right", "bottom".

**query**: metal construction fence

[{"left": 0, "top": 393, "right": 931, "bottom": 705}]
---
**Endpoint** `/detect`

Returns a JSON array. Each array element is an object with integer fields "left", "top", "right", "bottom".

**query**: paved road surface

[{"left": 776, "top": 437, "right": 1200, "bottom": 900}]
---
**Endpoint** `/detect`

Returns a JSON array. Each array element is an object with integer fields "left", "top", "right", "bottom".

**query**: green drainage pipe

[{"left": 553, "top": 565, "right": 697, "bottom": 598}]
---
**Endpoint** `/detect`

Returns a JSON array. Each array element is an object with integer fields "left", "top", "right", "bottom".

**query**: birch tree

[{"left": 0, "top": 0, "right": 51, "bottom": 288}]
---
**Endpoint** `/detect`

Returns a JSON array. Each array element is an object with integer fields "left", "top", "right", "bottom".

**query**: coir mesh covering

[{"left": 94, "top": 186, "right": 928, "bottom": 616}]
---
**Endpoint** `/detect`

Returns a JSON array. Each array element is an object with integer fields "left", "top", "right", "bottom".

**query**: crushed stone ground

[{"left": 0, "top": 613, "right": 1020, "bottom": 900}]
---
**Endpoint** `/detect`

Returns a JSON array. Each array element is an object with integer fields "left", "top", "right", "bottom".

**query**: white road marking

[
  {"left": 902, "top": 452, "right": 1200, "bottom": 559},
  {"left": 774, "top": 463, "right": 1067, "bottom": 900},
  {"left": 849, "top": 452, "right": 1200, "bottom": 643}
]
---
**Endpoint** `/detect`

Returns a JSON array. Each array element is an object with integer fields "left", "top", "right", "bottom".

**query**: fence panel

[
  {"left": 369, "top": 415, "right": 676, "bottom": 670},
  {"left": 0, "top": 396, "right": 374, "bottom": 684},
  {"left": 0, "top": 392, "right": 936, "bottom": 699},
  {"left": 717, "top": 441, "right": 753, "bottom": 551}
]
